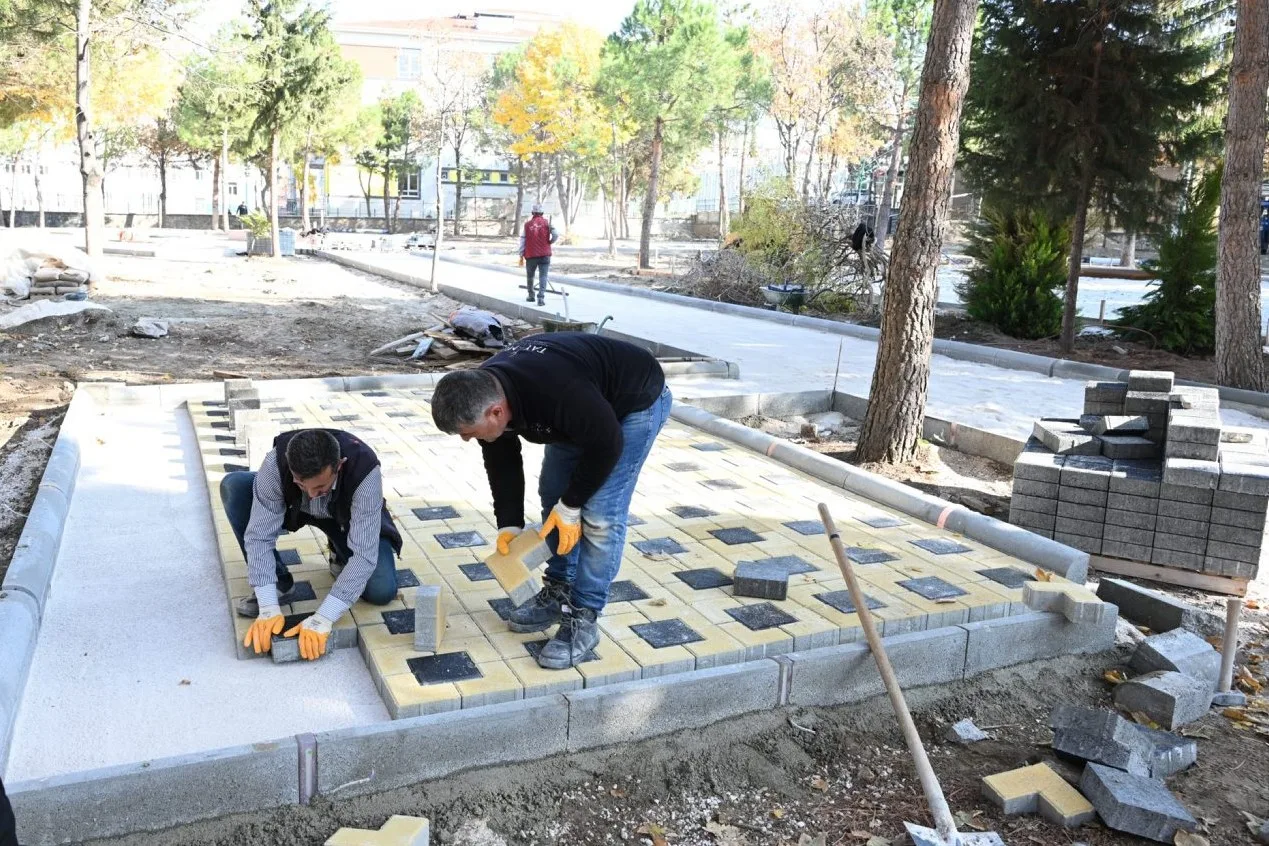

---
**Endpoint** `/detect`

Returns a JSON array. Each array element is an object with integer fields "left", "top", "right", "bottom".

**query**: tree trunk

[
  {"left": 382, "top": 160, "right": 392, "bottom": 233},
  {"left": 875, "top": 97, "right": 908, "bottom": 241},
  {"left": 453, "top": 146, "right": 463, "bottom": 237},
  {"left": 738, "top": 121, "right": 749, "bottom": 217},
  {"left": 221, "top": 125, "right": 230, "bottom": 231},
  {"left": 158, "top": 153, "right": 167, "bottom": 228},
  {"left": 268, "top": 128, "right": 281, "bottom": 258},
  {"left": 1060, "top": 161, "right": 1096, "bottom": 352},
  {"left": 211, "top": 152, "right": 221, "bottom": 231},
  {"left": 1216, "top": 0, "right": 1269, "bottom": 390},
  {"left": 429, "top": 146, "right": 444, "bottom": 293},
  {"left": 536, "top": 154, "right": 544, "bottom": 202},
  {"left": 801, "top": 126, "right": 820, "bottom": 201},
  {"left": 76, "top": 0, "right": 103, "bottom": 259},
  {"left": 1119, "top": 230, "right": 1136, "bottom": 267},
  {"left": 512, "top": 156, "right": 525, "bottom": 237},
  {"left": 639, "top": 115, "right": 664, "bottom": 269},
  {"left": 34, "top": 148, "right": 44, "bottom": 228},
  {"left": 856, "top": 0, "right": 978, "bottom": 465},
  {"left": 553, "top": 156, "right": 570, "bottom": 239},
  {"left": 717, "top": 128, "right": 729, "bottom": 245},
  {"left": 300, "top": 143, "right": 312, "bottom": 232},
  {"left": 6, "top": 162, "right": 15, "bottom": 227}
]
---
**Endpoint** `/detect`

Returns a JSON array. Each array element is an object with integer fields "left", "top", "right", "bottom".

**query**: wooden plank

[
  {"left": 1090, "top": 554, "right": 1248, "bottom": 597},
  {"left": 427, "top": 343, "right": 459, "bottom": 360},
  {"left": 446, "top": 338, "right": 484, "bottom": 353}
]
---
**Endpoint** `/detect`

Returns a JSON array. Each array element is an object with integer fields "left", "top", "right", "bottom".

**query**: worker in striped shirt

[{"left": 220, "top": 429, "right": 402, "bottom": 660}]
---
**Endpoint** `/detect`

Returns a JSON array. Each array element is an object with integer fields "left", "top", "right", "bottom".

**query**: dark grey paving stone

[
  {"left": 459, "top": 562, "right": 495, "bottom": 582},
  {"left": 329, "top": 415, "right": 361, "bottom": 422},
  {"left": 978, "top": 567, "right": 1034, "bottom": 589},
  {"left": 218, "top": 447, "right": 246, "bottom": 457},
  {"left": 692, "top": 442, "right": 729, "bottom": 452},
  {"left": 910, "top": 537, "right": 973, "bottom": 555},
  {"left": 434, "top": 531, "right": 487, "bottom": 549},
  {"left": 286, "top": 581, "right": 317, "bottom": 604},
  {"left": 743, "top": 554, "right": 818, "bottom": 575},
  {"left": 277, "top": 418, "right": 303, "bottom": 425},
  {"left": 223, "top": 463, "right": 248, "bottom": 472},
  {"left": 626, "top": 514, "right": 646, "bottom": 526},
  {"left": 702, "top": 479, "right": 743, "bottom": 491},
  {"left": 381, "top": 608, "right": 415, "bottom": 635},
  {"left": 669, "top": 505, "right": 718, "bottom": 519},
  {"left": 276, "top": 549, "right": 302, "bottom": 567},
  {"left": 783, "top": 520, "right": 825, "bottom": 536},
  {"left": 488, "top": 598, "right": 515, "bottom": 620},
  {"left": 412, "top": 504, "right": 459, "bottom": 526},
  {"left": 209, "top": 422, "right": 232, "bottom": 430},
  {"left": 206, "top": 409, "right": 229, "bottom": 417},
  {"left": 632, "top": 537, "right": 688, "bottom": 555},
  {"left": 408, "top": 651, "right": 482, "bottom": 685},
  {"left": 814, "top": 590, "right": 885, "bottom": 614},
  {"left": 631, "top": 618, "right": 704, "bottom": 648},
  {"left": 386, "top": 411, "right": 416, "bottom": 418},
  {"left": 858, "top": 515, "right": 907, "bottom": 529},
  {"left": 672, "top": 568, "right": 734, "bottom": 590},
  {"left": 524, "top": 639, "right": 597, "bottom": 663},
  {"left": 898, "top": 576, "right": 968, "bottom": 600},
  {"left": 666, "top": 462, "right": 702, "bottom": 472},
  {"left": 395, "top": 568, "right": 420, "bottom": 588},
  {"left": 213, "top": 434, "right": 235, "bottom": 443},
  {"left": 361, "top": 390, "right": 390, "bottom": 397},
  {"left": 846, "top": 547, "right": 897, "bottom": 565},
  {"left": 725, "top": 602, "right": 799, "bottom": 631},
  {"left": 606, "top": 580, "right": 649, "bottom": 603},
  {"left": 709, "top": 527, "right": 766, "bottom": 545}
]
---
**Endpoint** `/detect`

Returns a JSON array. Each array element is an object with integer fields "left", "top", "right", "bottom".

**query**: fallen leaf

[
  {"left": 848, "top": 831, "right": 874, "bottom": 840},
  {"left": 771, "top": 807, "right": 786, "bottom": 819},
  {"left": 610, "top": 786, "right": 626, "bottom": 798},
  {"left": 1129, "top": 710, "right": 1161, "bottom": 729},
  {"left": 704, "top": 820, "right": 746, "bottom": 845},
  {"left": 865, "top": 838, "right": 890, "bottom": 846},
  {"left": 796, "top": 835, "right": 827, "bottom": 846},
  {"left": 1246, "top": 599, "right": 1260, "bottom": 610},
  {"left": 1174, "top": 832, "right": 1210, "bottom": 846},
  {"left": 1180, "top": 725, "right": 1215, "bottom": 739},
  {"left": 935, "top": 597, "right": 958, "bottom": 604},
  {"left": 809, "top": 774, "right": 829, "bottom": 791},
  {"left": 178, "top": 679, "right": 191, "bottom": 686},
  {"left": 647, "top": 598, "right": 668, "bottom": 607},
  {"left": 955, "top": 809, "right": 986, "bottom": 831},
  {"left": 1033, "top": 568, "right": 1053, "bottom": 582},
  {"left": 1103, "top": 668, "right": 1128, "bottom": 685},
  {"left": 636, "top": 822, "right": 668, "bottom": 846},
  {"left": 1206, "top": 636, "right": 1224, "bottom": 650}
]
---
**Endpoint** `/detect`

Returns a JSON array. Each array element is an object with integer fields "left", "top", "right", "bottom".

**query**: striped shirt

[{"left": 247, "top": 449, "right": 384, "bottom": 622}]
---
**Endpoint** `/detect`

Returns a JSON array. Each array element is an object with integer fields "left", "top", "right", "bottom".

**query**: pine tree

[{"left": 960, "top": 0, "right": 1219, "bottom": 352}]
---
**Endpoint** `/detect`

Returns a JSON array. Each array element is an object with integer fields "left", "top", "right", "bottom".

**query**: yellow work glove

[
  {"left": 540, "top": 502, "right": 582, "bottom": 556},
  {"left": 244, "top": 607, "right": 285, "bottom": 655},
  {"left": 496, "top": 526, "right": 523, "bottom": 556},
  {"left": 284, "top": 614, "right": 334, "bottom": 661}
]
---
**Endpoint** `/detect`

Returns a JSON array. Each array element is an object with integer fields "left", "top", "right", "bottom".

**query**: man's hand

[
  {"left": 540, "top": 503, "right": 582, "bottom": 555},
  {"left": 244, "top": 607, "right": 285, "bottom": 655},
  {"left": 496, "top": 526, "right": 523, "bottom": 556},
  {"left": 284, "top": 614, "right": 333, "bottom": 661}
]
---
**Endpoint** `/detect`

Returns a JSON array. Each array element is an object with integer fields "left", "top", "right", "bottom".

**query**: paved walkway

[{"left": 342, "top": 251, "right": 1269, "bottom": 438}]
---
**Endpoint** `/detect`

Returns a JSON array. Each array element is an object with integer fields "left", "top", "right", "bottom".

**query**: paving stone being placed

[
  {"left": 325, "top": 815, "right": 430, "bottom": 846},
  {"left": 1129, "top": 629, "right": 1221, "bottom": 689},
  {"left": 733, "top": 561, "right": 790, "bottom": 600},
  {"left": 1080, "top": 762, "right": 1197, "bottom": 842},
  {"left": 981, "top": 762, "right": 1095, "bottom": 827},
  {"left": 413, "top": 585, "right": 445, "bottom": 652},
  {"left": 483, "top": 531, "right": 549, "bottom": 607},
  {"left": 1050, "top": 705, "right": 1155, "bottom": 776},
  {"left": 1113, "top": 671, "right": 1212, "bottom": 730}
]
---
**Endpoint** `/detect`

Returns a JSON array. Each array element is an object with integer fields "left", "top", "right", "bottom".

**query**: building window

[
  {"left": 398, "top": 48, "right": 422, "bottom": 80},
  {"left": 228, "top": 182, "right": 238, "bottom": 196},
  {"left": 398, "top": 170, "right": 420, "bottom": 199}
]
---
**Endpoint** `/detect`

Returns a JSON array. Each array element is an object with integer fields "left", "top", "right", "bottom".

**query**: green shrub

[
  {"left": 1115, "top": 166, "right": 1219, "bottom": 355},
  {"left": 730, "top": 179, "right": 825, "bottom": 287},
  {"left": 957, "top": 209, "right": 1070, "bottom": 339},
  {"left": 242, "top": 210, "right": 272, "bottom": 239}
]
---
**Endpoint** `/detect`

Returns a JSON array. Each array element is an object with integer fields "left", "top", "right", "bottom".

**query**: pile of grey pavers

[
  {"left": 1009, "top": 370, "right": 1269, "bottom": 581},
  {"left": 1049, "top": 627, "right": 1226, "bottom": 842}
]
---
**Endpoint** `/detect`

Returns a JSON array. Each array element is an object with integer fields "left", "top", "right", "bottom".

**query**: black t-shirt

[{"left": 478, "top": 333, "right": 665, "bottom": 527}]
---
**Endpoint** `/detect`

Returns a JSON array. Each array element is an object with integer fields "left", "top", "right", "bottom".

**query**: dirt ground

[{"left": 87, "top": 644, "right": 1269, "bottom": 846}]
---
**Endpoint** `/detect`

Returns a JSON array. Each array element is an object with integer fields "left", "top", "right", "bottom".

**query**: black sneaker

[
  {"left": 536, "top": 297, "right": 545, "bottom": 306},
  {"left": 525, "top": 293, "right": 536, "bottom": 302},
  {"left": 234, "top": 583, "right": 300, "bottom": 618},
  {"left": 507, "top": 579, "right": 569, "bottom": 633},
  {"left": 537, "top": 606, "right": 600, "bottom": 669}
]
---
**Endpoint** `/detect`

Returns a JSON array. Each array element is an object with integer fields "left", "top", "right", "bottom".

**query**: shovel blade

[{"left": 904, "top": 822, "right": 1007, "bottom": 846}]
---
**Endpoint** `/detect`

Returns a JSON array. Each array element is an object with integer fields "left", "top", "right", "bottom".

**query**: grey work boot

[
  {"left": 537, "top": 606, "right": 600, "bottom": 669},
  {"left": 506, "top": 578, "right": 569, "bottom": 633},
  {"left": 234, "top": 583, "right": 300, "bottom": 618}
]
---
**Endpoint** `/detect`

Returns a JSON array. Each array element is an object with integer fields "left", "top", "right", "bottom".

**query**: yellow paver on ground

[{"left": 188, "top": 388, "right": 1092, "bottom": 719}]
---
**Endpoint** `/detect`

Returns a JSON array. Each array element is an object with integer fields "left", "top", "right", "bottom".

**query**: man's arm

[
  {"left": 246, "top": 451, "right": 288, "bottom": 609},
  {"left": 479, "top": 432, "right": 526, "bottom": 528},
  {"left": 316, "top": 466, "right": 384, "bottom": 622},
  {"left": 555, "top": 381, "right": 623, "bottom": 510},
  {"left": 548, "top": 225, "right": 558, "bottom": 244}
]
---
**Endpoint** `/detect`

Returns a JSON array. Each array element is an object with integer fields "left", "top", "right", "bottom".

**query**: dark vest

[
  {"left": 523, "top": 215, "right": 553, "bottom": 258},
  {"left": 273, "top": 429, "right": 402, "bottom": 554}
]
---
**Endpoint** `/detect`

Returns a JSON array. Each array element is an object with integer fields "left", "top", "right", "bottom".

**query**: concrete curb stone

[
  {"left": 1080, "top": 762, "right": 1197, "bottom": 842},
  {"left": 961, "top": 610, "right": 1117, "bottom": 675},
  {"left": 784, "top": 627, "right": 968, "bottom": 707},
  {"left": 1113, "top": 671, "right": 1212, "bottom": 730}
]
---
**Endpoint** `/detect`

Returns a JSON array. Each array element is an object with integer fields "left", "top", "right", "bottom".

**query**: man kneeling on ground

[
  {"left": 221, "top": 428, "right": 402, "bottom": 660},
  {"left": 430, "top": 332, "right": 672, "bottom": 669}
]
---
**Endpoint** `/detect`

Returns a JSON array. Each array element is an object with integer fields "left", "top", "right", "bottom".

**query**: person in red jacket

[{"left": 519, "top": 202, "right": 557, "bottom": 306}]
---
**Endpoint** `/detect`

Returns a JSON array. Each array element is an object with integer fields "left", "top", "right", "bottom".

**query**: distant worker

[
  {"left": 519, "top": 202, "right": 558, "bottom": 306},
  {"left": 851, "top": 219, "right": 875, "bottom": 254},
  {"left": 1260, "top": 202, "right": 1268, "bottom": 256},
  {"left": 221, "top": 429, "right": 401, "bottom": 660},
  {"left": 237, "top": 201, "right": 248, "bottom": 216}
]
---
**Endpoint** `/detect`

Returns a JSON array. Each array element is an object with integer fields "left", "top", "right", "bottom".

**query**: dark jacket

[
  {"left": 273, "top": 429, "right": 403, "bottom": 553},
  {"left": 479, "top": 333, "right": 665, "bottom": 527}
]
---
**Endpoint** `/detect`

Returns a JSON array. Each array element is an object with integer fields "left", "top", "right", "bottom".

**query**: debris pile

[
  {"left": 3, "top": 242, "right": 98, "bottom": 301},
  {"left": 370, "top": 307, "right": 533, "bottom": 370}
]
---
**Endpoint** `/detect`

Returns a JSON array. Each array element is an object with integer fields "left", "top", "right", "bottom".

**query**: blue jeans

[
  {"left": 525, "top": 256, "right": 550, "bottom": 297},
  {"left": 219, "top": 471, "right": 398, "bottom": 604},
  {"left": 539, "top": 386, "right": 672, "bottom": 611}
]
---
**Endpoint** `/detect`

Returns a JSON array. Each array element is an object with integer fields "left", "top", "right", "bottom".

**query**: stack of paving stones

[{"left": 1010, "top": 369, "right": 1269, "bottom": 583}]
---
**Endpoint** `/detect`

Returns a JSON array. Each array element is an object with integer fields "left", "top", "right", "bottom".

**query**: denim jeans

[
  {"left": 219, "top": 471, "right": 398, "bottom": 604},
  {"left": 0, "top": 776, "right": 16, "bottom": 846},
  {"left": 525, "top": 256, "right": 550, "bottom": 297},
  {"left": 538, "top": 385, "right": 672, "bottom": 611}
]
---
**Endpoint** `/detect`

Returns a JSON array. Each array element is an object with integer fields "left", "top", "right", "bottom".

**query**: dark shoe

[
  {"left": 525, "top": 294, "right": 536, "bottom": 302},
  {"left": 536, "top": 297, "right": 545, "bottom": 306},
  {"left": 537, "top": 607, "right": 600, "bottom": 669},
  {"left": 235, "top": 583, "right": 300, "bottom": 618},
  {"left": 507, "top": 579, "right": 569, "bottom": 633}
]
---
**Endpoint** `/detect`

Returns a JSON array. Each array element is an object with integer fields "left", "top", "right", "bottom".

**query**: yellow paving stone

[
  {"left": 456, "top": 659, "right": 522, "bottom": 708},
  {"left": 597, "top": 610, "right": 649, "bottom": 640},
  {"left": 981, "top": 762, "right": 1095, "bottom": 827},
  {"left": 325, "top": 814, "right": 430, "bottom": 846},
  {"left": 486, "top": 629, "right": 545, "bottom": 660},
  {"left": 576, "top": 644, "right": 644, "bottom": 687},
  {"left": 717, "top": 621, "right": 794, "bottom": 660},
  {"left": 505, "top": 656, "right": 584, "bottom": 698},
  {"left": 612, "top": 635, "right": 696, "bottom": 678},
  {"left": 683, "top": 625, "right": 746, "bottom": 669},
  {"left": 381, "top": 672, "right": 460, "bottom": 718},
  {"left": 350, "top": 598, "right": 405, "bottom": 626},
  {"left": 358, "top": 623, "right": 415, "bottom": 655}
]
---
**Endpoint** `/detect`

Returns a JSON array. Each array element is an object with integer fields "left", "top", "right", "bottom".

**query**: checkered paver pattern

[{"left": 188, "top": 389, "right": 1064, "bottom": 720}]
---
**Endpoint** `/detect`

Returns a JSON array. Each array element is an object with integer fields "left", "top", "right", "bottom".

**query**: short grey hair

[{"left": 431, "top": 369, "right": 503, "bottom": 433}]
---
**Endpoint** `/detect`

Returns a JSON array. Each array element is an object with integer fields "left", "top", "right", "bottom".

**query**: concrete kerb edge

[
  {"left": 428, "top": 251, "right": 1269, "bottom": 411},
  {"left": 669, "top": 401, "right": 1088, "bottom": 582}
]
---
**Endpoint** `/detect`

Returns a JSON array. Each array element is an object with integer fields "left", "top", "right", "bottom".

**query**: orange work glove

[
  {"left": 539, "top": 503, "right": 582, "bottom": 556},
  {"left": 496, "top": 526, "right": 522, "bottom": 556},
  {"left": 284, "top": 614, "right": 334, "bottom": 661},
  {"left": 244, "top": 608, "right": 285, "bottom": 655}
]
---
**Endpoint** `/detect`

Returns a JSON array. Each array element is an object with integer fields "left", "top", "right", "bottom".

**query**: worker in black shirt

[{"left": 430, "top": 333, "right": 672, "bottom": 669}]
